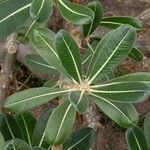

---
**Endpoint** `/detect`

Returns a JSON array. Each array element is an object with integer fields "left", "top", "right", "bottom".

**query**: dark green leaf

[
  {"left": 46, "top": 101, "right": 76, "bottom": 145},
  {"left": 90, "top": 94, "right": 139, "bottom": 128},
  {"left": 3, "top": 87, "right": 71, "bottom": 112},
  {"left": 32, "top": 27, "right": 67, "bottom": 75},
  {"left": 0, "top": 0, "right": 32, "bottom": 37},
  {"left": 88, "top": 25, "right": 136, "bottom": 83},
  {"left": 55, "top": 30, "right": 82, "bottom": 83},
  {"left": 57, "top": 0, "right": 94, "bottom": 25},
  {"left": 91, "top": 82, "right": 150, "bottom": 103},
  {"left": 2, "top": 138, "right": 31, "bottom": 150},
  {"left": 43, "top": 80, "right": 57, "bottom": 88},
  {"left": 83, "top": 1, "right": 103, "bottom": 37},
  {"left": 144, "top": 112, "right": 150, "bottom": 149},
  {"left": 32, "top": 107, "right": 53, "bottom": 148},
  {"left": 15, "top": 112, "right": 36, "bottom": 146},
  {"left": 100, "top": 16, "right": 142, "bottom": 30},
  {"left": 0, "top": 113, "right": 23, "bottom": 141},
  {"left": 109, "top": 72, "right": 150, "bottom": 86},
  {"left": 126, "top": 126, "right": 148, "bottom": 150},
  {"left": 63, "top": 127, "right": 95, "bottom": 150},
  {"left": 30, "top": 0, "right": 53, "bottom": 23}
]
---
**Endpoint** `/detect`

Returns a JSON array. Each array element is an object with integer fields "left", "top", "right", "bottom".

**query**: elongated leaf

[
  {"left": 128, "top": 47, "right": 144, "bottom": 61},
  {"left": 32, "top": 107, "right": 53, "bottom": 148},
  {"left": 3, "top": 87, "right": 71, "bottom": 112},
  {"left": 0, "top": 113, "right": 23, "bottom": 141},
  {"left": 91, "top": 82, "right": 150, "bottom": 103},
  {"left": 88, "top": 25, "right": 136, "bottom": 83},
  {"left": 144, "top": 112, "right": 150, "bottom": 149},
  {"left": 0, "top": 132, "right": 5, "bottom": 149},
  {"left": 2, "top": 138, "right": 31, "bottom": 150},
  {"left": 25, "top": 54, "right": 59, "bottom": 76},
  {"left": 55, "top": 30, "right": 82, "bottom": 83},
  {"left": 57, "top": 0, "right": 94, "bottom": 25},
  {"left": 32, "top": 27, "right": 67, "bottom": 75},
  {"left": 109, "top": 72, "right": 150, "bottom": 86},
  {"left": 0, "top": 0, "right": 32, "bottom": 37},
  {"left": 15, "top": 112, "right": 36, "bottom": 146},
  {"left": 32, "top": 147, "right": 46, "bottom": 150},
  {"left": 30, "top": 0, "right": 53, "bottom": 23},
  {"left": 63, "top": 127, "right": 95, "bottom": 150},
  {"left": 83, "top": 1, "right": 103, "bottom": 37},
  {"left": 100, "top": 16, "right": 142, "bottom": 30},
  {"left": 69, "top": 91, "right": 88, "bottom": 113},
  {"left": 126, "top": 126, "right": 148, "bottom": 150},
  {"left": 90, "top": 94, "right": 139, "bottom": 128},
  {"left": 46, "top": 101, "right": 76, "bottom": 145}
]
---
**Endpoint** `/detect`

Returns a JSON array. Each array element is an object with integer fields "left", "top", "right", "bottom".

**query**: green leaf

[
  {"left": 32, "top": 147, "right": 46, "bottom": 150},
  {"left": 91, "top": 82, "right": 150, "bottom": 103},
  {"left": 3, "top": 87, "right": 71, "bottom": 112},
  {"left": 83, "top": 1, "right": 103, "bottom": 37},
  {"left": 87, "top": 25, "right": 136, "bottom": 83},
  {"left": 128, "top": 47, "right": 144, "bottom": 61},
  {"left": 109, "top": 72, "right": 150, "bottom": 86},
  {"left": 100, "top": 16, "right": 142, "bottom": 30},
  {"left": 0, "top": 0, "right": 32, "bottom": 37},
  {"left": 126, "top": 126, "right": 148, "bottom": 150},
  {"left": 63, "top": 127, "right": 95, "bottom": 150},
  {"left": 0, "top": 132, "right": 5, "bottom": 149},
  {"left": 144, "top": 112, "right": 150, "bottom": 149},
  {"left": 57, "top": 0, "right": 94, "bottom": 25},
  {"left": 2, "top": 138, "right": 31, "bottom": 150},
  {"left": 25, "top": 54, "right": 59, "bottom": 76},
  {"left": 32, "top": 27, "right": 67, "bottom": 75},
  {"left": 30, "top": 0, "right": 53, "bottom": 23},
  {"left": 46, "top": 101, "right": 76, "bottom": 145},
  {"left": 55, "top": 30, "right": 82, "bottom": 83},
  {"left": 69, "top": 91, "right": 88, "bottom": 113},
  {"left": 0, "top": 113, "right": 23, "bottom": 141},
  {"left": 32, "top": 107, "right": 53, "bottom": 148},
  {"left": 15, "top": 112, "right": 36, "bottom": 146},
  {"left": 90, "top": 94, "right": 139, "bottom": 128}
]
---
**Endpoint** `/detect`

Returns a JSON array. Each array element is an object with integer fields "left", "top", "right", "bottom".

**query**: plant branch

[{"left": 0, "top": 33, "right": 18, "bottom": 101}]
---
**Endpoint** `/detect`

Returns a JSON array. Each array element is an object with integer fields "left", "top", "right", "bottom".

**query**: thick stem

[{"left": 0, "top": 33, "right": 18, "bottom": 102}]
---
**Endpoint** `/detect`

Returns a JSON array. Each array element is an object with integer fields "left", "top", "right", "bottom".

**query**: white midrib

[
  {"left": 58, "top": 0, "right": 91, "bottom": 19},
  {"left": 37, "top": 0, "right": 45, "bottom": 16},
  {"left": 0, "top": 3, "right": 31, "bottom": 23},
  {"left": 76, "top": 91, "right": 84, "bottom": 106},
  {"left": 27, "top": 57, "right": 55, "bottom": 69},
  {"left": 101, "top": 21, "right": 122, "bottom": 26},
  {"left": 6, "top": 89, "right": 73, "bottom": 107},
  {"left": 54, "top": 104, "right": 72, "bottom": 145},
  {"left": 91, "top": 89, "right": 147, "bottom": 94},
  {"left": 39, "top": 131, "right": 46, "bottom": 147},
  {"left": 130, "top": 128, "right": 142, "bottom": 150},
  {"left": 89, "top": 28, "right": 131, "bottom": 83},
  {"left": 21, "top": 114, "right": 32, "bottom": 147},
  {"left": 91, "top": 93, "right": 135, "bottom": 125},
  {"left": 60, "top": 34, "right": 82, "bottom": 83},
  {"left": 35, "top": 30, "right": 59, "bottom": 58},
  {"left": 67, "top": 131, "right": 92, "bottom": 150}
]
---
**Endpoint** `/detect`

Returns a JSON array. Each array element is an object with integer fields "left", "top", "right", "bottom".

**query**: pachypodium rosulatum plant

[{"left": 0, "top": 0, "right": 150, "bottom": 149}]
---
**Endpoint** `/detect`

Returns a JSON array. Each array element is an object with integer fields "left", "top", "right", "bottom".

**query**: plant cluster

[{"left": 0, "top": 0, "right": 150, "bottom": 149}]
